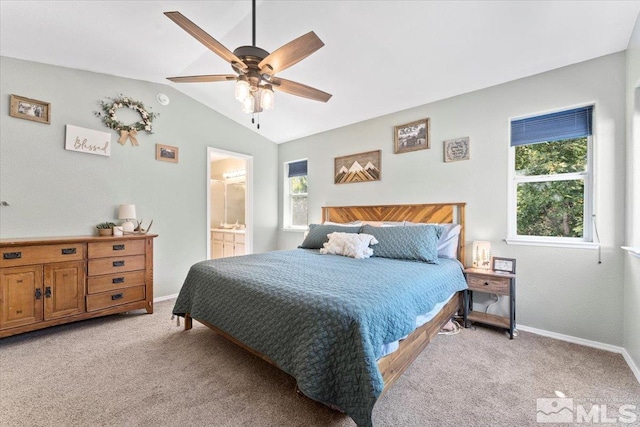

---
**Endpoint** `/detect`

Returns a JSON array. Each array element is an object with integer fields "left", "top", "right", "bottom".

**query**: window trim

[
  {"left": 283, "top": 159, "right": 308, "bottom": 230},
  {"left": 507, "top": 106, "right": 595, "bottom": 248}
]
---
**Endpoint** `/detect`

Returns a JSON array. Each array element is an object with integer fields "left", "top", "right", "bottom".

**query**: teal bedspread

[{"left": 172, "top": 249, "right": 467, "bottom": 426}]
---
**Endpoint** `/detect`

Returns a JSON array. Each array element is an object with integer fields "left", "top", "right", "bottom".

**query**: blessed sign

[{"left": 65, "top": 125, "right": 111, "bottom": 156}]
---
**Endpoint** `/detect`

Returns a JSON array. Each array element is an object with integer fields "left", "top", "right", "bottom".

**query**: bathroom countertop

[{"left": 210, "top": 228, "right": 246, "bottom": 234}]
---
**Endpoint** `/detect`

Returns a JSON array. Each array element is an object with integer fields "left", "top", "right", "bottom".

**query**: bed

[{"left": 173, "top": 203, "right": 467, "bottom": 427}]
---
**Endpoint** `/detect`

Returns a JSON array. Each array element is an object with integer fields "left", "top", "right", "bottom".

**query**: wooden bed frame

[{"left": 184, "top": 202, "right": 466, "bottom": 401}]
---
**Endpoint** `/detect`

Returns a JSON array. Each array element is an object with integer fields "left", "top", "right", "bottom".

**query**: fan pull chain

[{"left": 251, "top": 113, "right": 260, "bottom": 129}]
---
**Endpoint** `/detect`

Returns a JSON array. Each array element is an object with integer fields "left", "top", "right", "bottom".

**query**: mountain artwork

[{"left": 334, "top": 150, "right": 381, "bottom": 184}]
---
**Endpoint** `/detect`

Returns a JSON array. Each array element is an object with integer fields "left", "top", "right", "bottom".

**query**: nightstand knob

[{"left": 484, "top": 282, "right": 489, "bottom": 286}]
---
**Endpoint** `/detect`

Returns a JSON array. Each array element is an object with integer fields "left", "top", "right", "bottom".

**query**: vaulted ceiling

[{"left": 1, "top": 1, "right": 638, "bottom": 143}]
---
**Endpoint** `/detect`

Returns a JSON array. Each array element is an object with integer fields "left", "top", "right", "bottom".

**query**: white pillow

[
  {"left": 404, "top": 222, "right": 461, "bottom": 259},
  {"left": 319, "top": 232, "right": 379, "bottom": 259}
]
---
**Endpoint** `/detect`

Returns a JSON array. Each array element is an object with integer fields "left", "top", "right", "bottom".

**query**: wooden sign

[{"left": 65, "top": 125, "right": 111, "bottom": 156}]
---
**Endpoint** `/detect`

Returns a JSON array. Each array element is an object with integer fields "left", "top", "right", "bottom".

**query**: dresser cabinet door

[
  {"left": 44, "top": 261, "right": 85, "bottom": 320},
  {"left": 0, "top": 266, "right": 43, "bottom": 329}
]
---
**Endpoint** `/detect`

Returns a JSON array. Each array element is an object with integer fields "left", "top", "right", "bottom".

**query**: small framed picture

[
  {"left": 492, "top": 257, "right": 516, "bottom": 274},
  {"left": 443, "top": 137, "right": 470, "bottom": 162},
  {"left": 10, "top": 94, "right": 51, "bottom": 124},
  {"left": 156, "top": 144, "right": 179, "bottom": 163},
  {"left": 394, "top": 118, "right": 430, "bottom": 154}
]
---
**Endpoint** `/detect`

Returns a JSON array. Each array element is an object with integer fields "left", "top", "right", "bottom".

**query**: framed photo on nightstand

[{"left": 492, "top": 257, "right": 516, "bottom": 274}]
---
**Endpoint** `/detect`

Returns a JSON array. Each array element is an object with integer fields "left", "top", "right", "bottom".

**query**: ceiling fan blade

[
  {"left": 270, "top": 77, "right": 332, "bottom": 102},
  {"left": 164, "top": 11, "right": 247, "bottom": 72},
  {"left": 258, "top": 31, "right": 324, "bottom": 75},
  {"left": 167, "top": 74, "right": 237, "bottom": 83}
]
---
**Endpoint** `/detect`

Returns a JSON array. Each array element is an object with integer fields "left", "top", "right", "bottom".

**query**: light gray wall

[
  {"left": 278, "top": 53, "right": 627, "bottom": 346},
  {"left": 0, "top": 57, "right": 279, "bottom": 298},
  {"left": 624, "top": 15, "right": 640, "bottom": 373}
]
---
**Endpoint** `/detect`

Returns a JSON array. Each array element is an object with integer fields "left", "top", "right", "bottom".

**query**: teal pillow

[
  {"left": 299, "top": 224, "right": 362, "bottom": 249},
  {"left": 361, "top": 224, "right": 442, "bottom": 263}
]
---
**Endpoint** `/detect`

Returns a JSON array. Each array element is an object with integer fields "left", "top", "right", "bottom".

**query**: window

[
  {"left": 508, "top": 106, "right": 594, "bottom": 247},
  {"left": 284, "top": 159, "right": 308, "bottom": 229}
]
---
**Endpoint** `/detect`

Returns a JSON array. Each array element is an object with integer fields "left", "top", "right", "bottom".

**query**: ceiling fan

[{"left": 165, "top": 0, "right": 332, "bottom": 117}]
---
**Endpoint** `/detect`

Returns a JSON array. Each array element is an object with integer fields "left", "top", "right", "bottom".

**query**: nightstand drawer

[{"left": 467, "top": 274, "right": 510, "bottom": 295}]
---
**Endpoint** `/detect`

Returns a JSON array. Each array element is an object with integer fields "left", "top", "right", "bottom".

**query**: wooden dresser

[{"left": 0, "top": 234, "right": 156, "bottom": 338}]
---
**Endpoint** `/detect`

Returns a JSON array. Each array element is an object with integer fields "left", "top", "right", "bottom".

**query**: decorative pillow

[
  {"left": 361, "top": 224, "right": 442, "bottom": 263},
  {"left": 319, "top": 232, "right": 378, "bottom": 259},
  {"left": 404, "top": 222, "right": 461, "bottom": 259},
  {"left": 299, "top": 224, "right": 361, "bottom": 249}
]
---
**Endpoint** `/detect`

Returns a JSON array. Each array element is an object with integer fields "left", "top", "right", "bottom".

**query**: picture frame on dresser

[{"left": 492, "top": 257, "right": 516, "bottom": 274}]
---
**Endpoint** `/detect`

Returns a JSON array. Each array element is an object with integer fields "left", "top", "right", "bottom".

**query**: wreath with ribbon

[{"left": 94, "top": 95, "right": 158, "bottom": 146}]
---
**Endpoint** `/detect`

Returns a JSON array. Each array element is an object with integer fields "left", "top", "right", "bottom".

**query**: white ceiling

[{"left": 1, "top": 1, "right": 639, "bottom": 144}]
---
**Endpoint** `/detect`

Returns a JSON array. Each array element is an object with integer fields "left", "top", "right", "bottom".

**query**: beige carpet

[{"left": 1, "top": 299, "right": 638, "bottom": 427}]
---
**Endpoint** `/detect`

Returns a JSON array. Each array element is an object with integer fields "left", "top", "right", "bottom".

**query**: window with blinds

[
  {"left": 284, "top": 159, "right": 308, "bottom": 228},
  {"left": 508, "top": 106, "right": 594, "bottom": 244}
]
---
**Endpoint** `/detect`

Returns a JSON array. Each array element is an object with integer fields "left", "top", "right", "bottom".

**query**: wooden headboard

[{"left": 321, "top": 203, "right": 466, "bottom": 263}]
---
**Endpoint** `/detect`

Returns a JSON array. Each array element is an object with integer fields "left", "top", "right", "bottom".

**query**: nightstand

[{"left": 463, "top": 268, "right": 516, "bottom": 339}]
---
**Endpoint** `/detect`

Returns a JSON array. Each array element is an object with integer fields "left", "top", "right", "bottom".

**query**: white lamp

[
  {"left": 472, "top": 241, "right": 491, "bottom": 269},
  {"left": 118, "top": 204, "right": 136, "bottom": 233}
]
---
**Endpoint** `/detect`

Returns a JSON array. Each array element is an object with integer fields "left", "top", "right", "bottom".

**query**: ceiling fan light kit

[{"left": 165, "top": 0, "right": 331, "bottom": 126}]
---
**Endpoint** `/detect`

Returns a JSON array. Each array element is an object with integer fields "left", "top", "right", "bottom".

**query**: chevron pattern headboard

[{"left": 321, "top": 203, "right": 466, "bottom": 263}]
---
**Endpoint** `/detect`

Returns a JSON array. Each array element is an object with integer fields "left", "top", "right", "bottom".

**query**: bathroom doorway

[{"left": 207, "top": 147, "right": 253, "bottom": 259}]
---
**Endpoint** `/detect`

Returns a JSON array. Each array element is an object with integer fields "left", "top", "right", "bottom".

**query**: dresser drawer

[
  {"left": 0, "top": 244, "right": 84, "bottom": 268},
  {"left": 86, "top": 285, "right": 145, "bottom": 312},
  {"left": 88, "top": 240, "right": 145, "bottom": 259},
  {"left": 87, "top": 270, "right": 145, "bottom": 294},
  {"left": 467, "top": 274, "right": 510, "bottom": 295},
  {"left": 235, "top": 233, "right": 245, "bottom": 244},
  {"left": 87, "top": 255, "right": 145, "bottom": 277},
  {"left": 223, "top": 233, "right": 235, "bottom": 243}
]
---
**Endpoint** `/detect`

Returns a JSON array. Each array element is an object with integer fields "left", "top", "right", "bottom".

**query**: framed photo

[
  {"left": 156, "top": 144, "right": 179, "bottom": 163},
  {"left": 9, "top": 94, "right": 50, "bottom": 124},
  {"left": 443, "top": 137, "right": 470, "bottom": 162},
  {"left": 492, "top": 257, "right": 516, "bottom": 274},
  {"left": 334, "top": 150, "right": 381, "bottom": 184},
  {"left": 394, "top": 118, "right": 430, "bottom": 154}
]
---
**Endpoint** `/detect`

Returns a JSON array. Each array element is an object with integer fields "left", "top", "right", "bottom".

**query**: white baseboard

[
  {"left": 517, "top": 324, "right": 640, "bottom": 384},
  {"left": 154, "top": 293, "right": 178, "bottom": 303},
  {"left": 622, "top": 349, "right": 640, "bottom": 384}
]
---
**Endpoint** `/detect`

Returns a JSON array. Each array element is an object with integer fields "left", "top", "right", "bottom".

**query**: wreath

[{"left": 94, "top": 95, "right": 158, "bottom": 146}]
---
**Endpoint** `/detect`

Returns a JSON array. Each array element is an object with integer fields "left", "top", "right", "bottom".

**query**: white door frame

[{"left": 206, "top": 147, "right": 254, "bottom": 258}]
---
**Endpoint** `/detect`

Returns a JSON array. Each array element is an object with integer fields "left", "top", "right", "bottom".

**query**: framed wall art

[
  {"left": 443, "top": 137, "right": 470, "bottom": 162},
  {"left": 394, "top": 118, "right": 430, "bottom": 154},
  {"left": 334, "top": 150, "right": 381, "bottom": 184},
  {"left": 9, "top": 94, "right": 50, "bottom": 124},
  {"left": 156, "top": 144, "right": 179, "bottom": 163}
]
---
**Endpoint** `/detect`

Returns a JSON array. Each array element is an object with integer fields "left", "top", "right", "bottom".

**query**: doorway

[{"left": 207, "top": 147, "right": 253, "bottom": 259}]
